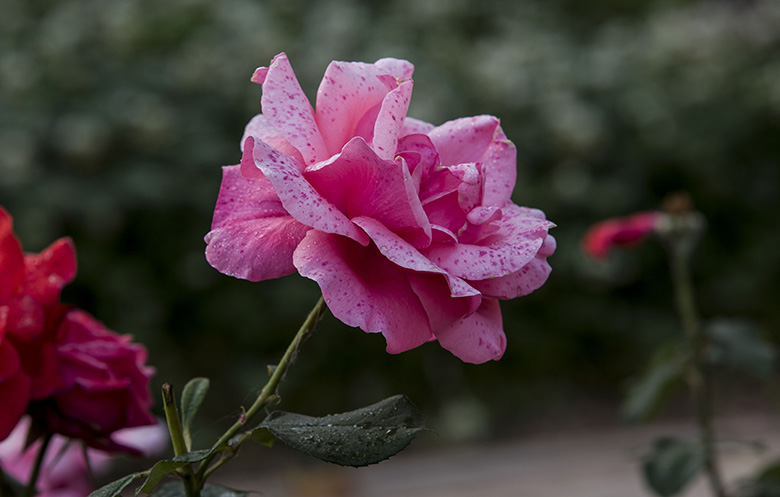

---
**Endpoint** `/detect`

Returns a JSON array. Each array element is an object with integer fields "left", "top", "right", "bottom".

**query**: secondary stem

[
  {"left": 196, "top": 296, "right": 327, "bottom": 482},
  {"left": 670, "top": 245, "right": 727, "bottom": 497},
  {"left": 22, "top": 433, "right": 52, "bottom": 497}
]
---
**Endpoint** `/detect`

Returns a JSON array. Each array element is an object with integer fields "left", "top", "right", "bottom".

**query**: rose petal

[
  {"left": 4, "top": 295, "right": 45, "bottom": 339},
  {"left": 293, "top": 230, "right": 433, "bottom": 353},
  {"left": 0, "top": 365, "right": 31, "bottom": 441},
  {"left": 0, "top": 334, "right": 21, "bottom": 382},
  {"left": 401, "top": 117, "right": 435, "bottom": 136},
  {"left": 305, "top": 137, "right": 430, "bottom": 247},
  {"left": 352, "top": 216, "right": 479, "bottom": 300},
  {"left": 10, "top": 334, "right": 63, "bottom": 400},
  {"left": 423, "top": 204, "right": 554, "bottom": 281},
  {"left": 371, "top": 80, "right": 413, "bottom": 160},
  {"left": 23, "top": 238, "right": 77, "bottom": 307},
  {"left": 315, "top": 60, "right": 406, "bottom": 155},
  {"left": 246, "top": 137, "right": 369, "bottom": 245},
  {"left": 469, "top": 235, "right": 555, "bottom": 299},
  {"left": 373, "top": 58, "right": 415, "bottom": 80},
  {"left": 205, "top": 165, "right": 309, "bottom": 281},
  {"left": 258, "top": 53, "right": 328, "bottom": 165},
  {"left": 434, "top": 298, "right": 506, "bottom": 364},
  {"left": 407, "top": 272, "right": 480, "bottom": 332},
  {"left": 428, "top": 115, "right": 501, "bottom": 168},
  {"left": 0, "top": 208, "right": 24, "bottom": 301},
  {"left": 397, "top": 133, "right": 439, "bottom": 180},
  {"left": 479, "top": 130, "right": 517, "bottom": 207},
  {"left": 242, "top": 114, "right": 305, "bottom": 165}
]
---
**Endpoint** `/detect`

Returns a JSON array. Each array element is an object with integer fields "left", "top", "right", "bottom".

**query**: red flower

[
  {"left": 0, "top": 207, "right": 155, "bottom": 451},
  {"left": 581, "top": 211, "right": 661, "bottom": 260},
  {"left": 32, "top": 309, "right": 157, "bottom": 453},
  {"left": 0, "top": 208, "right": 74, "bottom": 440}
]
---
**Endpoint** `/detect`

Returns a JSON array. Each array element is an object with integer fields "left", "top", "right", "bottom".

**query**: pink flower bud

[{"left": 582, "top": 211, "right": 661, "bottom": 260}]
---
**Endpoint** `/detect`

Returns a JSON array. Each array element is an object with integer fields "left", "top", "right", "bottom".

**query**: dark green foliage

[
  {"left": 256, "top": 394, "right": 425, "bottom": 467},
  {"left": 705, "top": 319, "right": 777, "bottom": 379},
  {"left": 88, "top": 473, "right": 146, "bottom": 497},
  {"left": 737, "top": 461, "right": 780, "bottom": 497},
  {"left": 180, "top": 378, "right": 210, "bottom": 450},
  {"left": 642, "top": 437, "right": 704, "bottom": 496},
  {"left": 139, "top": 450, "right": 215, "bottom": 494},
  {"left": 622, "top": 343, "right": 685, "bottom": 423}
]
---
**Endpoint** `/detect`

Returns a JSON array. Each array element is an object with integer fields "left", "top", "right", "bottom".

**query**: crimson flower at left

[
  {"left": 0, "top": 207, "right": 156, "bottom": 450},
  {"left": 0, "top": 208, "right": 75, "bottom": 440}
]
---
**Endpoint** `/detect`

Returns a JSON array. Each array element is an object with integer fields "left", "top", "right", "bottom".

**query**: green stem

[
  {"left": 162, "top": 383, "right": 189, "bottom": 457},
  {"left": 22, "top": 433, "right": 52, "bottom": 497},
  {"left": 162, "top": 384, "right": 198, "bottom": 497},
  {"left": 195, "top": 296, "right": 326, "bottom": 482},
  {"left": 670, "top": 247, "right": 728, "bottom": 497},
  {"left": 1, "top": 468, "right": 13, "bottom": 497}
]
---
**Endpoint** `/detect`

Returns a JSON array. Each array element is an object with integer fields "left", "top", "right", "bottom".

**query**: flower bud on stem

[{"left": 660, "top": 194, "right": 727, "bottom": 497}]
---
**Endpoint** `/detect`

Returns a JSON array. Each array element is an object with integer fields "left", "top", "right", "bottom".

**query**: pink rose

[
  {"left": 205, "top": 53, "right": 555, "bottom": 364},
  {"left": 581, "top": 211, "right": 661, "bottom": 260},
  {"left": 30, "top": 309, "right": 157, "bottom": 453}
]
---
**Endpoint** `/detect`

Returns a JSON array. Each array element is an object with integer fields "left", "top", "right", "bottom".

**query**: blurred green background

[{"left": 2, "top": 0, "right": 779, "bottom": 444}]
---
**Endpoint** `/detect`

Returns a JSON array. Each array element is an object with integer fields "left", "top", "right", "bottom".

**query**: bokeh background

[{"left": 2, "top": 0, "right": 779, "bottom": 451}]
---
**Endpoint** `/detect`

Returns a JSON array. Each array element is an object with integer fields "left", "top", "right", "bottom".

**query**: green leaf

[
  {"left": 622, "top": 344, "right": 685, "bottom": 423},
  {"left": 642, "top": 437, "right": 704, "bottom": 497},
  {"left": 705, "top": 318, "right": 776, "bottom": 379},
  {"left": 150, "top": 482, "right": 250, "bottom": 497},
  {"left": 260, "top": 394, "right": 425, "bottom": 467},
  {"left": 88, "top": 473, "right": 145, "bottom": 497},
  {"left": 138, "top": 449, "right": 214, "bottom": 494},
  {"left": 180, "top": 377, "right": 210, "bottom": 450},
  {"left": 248, "top": 427, "right": 275, "bottom": 447},
  {"left": 736, "top": 460, "right": 780, "bottom": 497}
]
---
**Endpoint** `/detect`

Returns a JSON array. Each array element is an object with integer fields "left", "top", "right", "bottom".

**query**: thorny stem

[
  {"left": 22, "top": 433, "right": 52, "bottom": 497},
  {"left": 669, "top": 243, "right": 728, "bottom": 497},
  {"left": 194, "top": 296, "right": 327, "bottom": 485}
]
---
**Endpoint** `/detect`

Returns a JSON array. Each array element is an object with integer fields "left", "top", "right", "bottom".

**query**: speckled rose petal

[
  {"left": 434, "top": 298, "right": 506, "bottom": 364},
  {"left": 422, "top": 204, "right": 554, "bottom": 280},
  {"left": 258, "top": 53, "right": 328, "bottom": 165},
  {"left": 373, "top": 57, "right": 414, "bottom": 80},
  {"left": 305, "top": 137, "right": 430, "bottom": 247},
  {"left": 205, "top": 165, "right": 309, "bottom": 281},
  {"left": 479, "top": 130, "right": 517, "bottom": 207},
  {"left": 428, "top": 115, "right": 501, "bottom": 168},
  {"left": 372, "top": 80, "right": 413, "bottom": 160},
  {"left": 469, "top": 235, "right": 556, "bottom": 299},
  {"left": 242, "top": 114, "right": 305, "bottom": 165},
  {"left": 293, "top": 230, "right": 433, "bottom": 353},
  {"left": 352, "top": 216, "right": 480, "bottom": 299},
  {"left": 315, "top": 60, "right": 404, "bottom": 155},
  {"left": 407, "top": 272, "right": 481, "bottom": 332},
  {"left": 401, "top": 117, "right": 435, "bottom": 136},
  {"left": 247, "top": 137, "right": 369, "bottom": 245}
]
